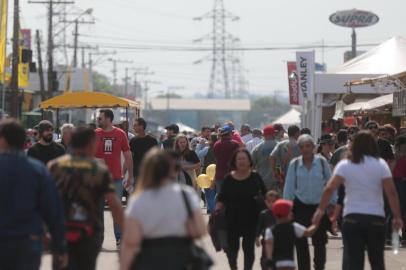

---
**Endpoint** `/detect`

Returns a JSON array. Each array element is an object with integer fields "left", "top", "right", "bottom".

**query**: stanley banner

[{"left": 0, "top": 0, "right": 7, "bottom": 83}]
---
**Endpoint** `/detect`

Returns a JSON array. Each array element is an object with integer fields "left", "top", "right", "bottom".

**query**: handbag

[
  {"left": 181, "top": 188, "right": 214, "bottom": 270},
  {"left": 253, "top": 173, "right": 266, "bottom": 211}
]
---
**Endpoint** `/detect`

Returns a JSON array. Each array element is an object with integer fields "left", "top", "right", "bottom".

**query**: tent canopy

[
  {"left": 344, "top": 94, "right": 393, "bottom": 112},
  {"left": 315, "top": 36, "right": 406, "bottom": 94},
  {"left": 39, "top": 92, "right": 140, "bottom": 110},
  {"left": 330, "top": 36, "right": 406, "bottom": 75},
  {"left": 272, "top": 108, "right": 301, "bottom": 128}
]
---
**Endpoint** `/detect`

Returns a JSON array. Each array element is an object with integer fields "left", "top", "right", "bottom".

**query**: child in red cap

[{"left": 264, "top": 199, "right": 317, "bottom": 270}]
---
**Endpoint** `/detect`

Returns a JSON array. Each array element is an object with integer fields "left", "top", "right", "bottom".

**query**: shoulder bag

[{"left": 181, "top": 187, "right": 214, "bottom": 270}]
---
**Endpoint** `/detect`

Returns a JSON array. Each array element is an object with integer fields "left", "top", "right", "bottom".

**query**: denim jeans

[
  {"left": 342, "top": 214, "right": 385, "bottom": 270},
  {"left": 204, "top": 188, "right": 216, "bottom": 214},
  {"left": 113, "top": 180, "right": 123, "bottom": 242},
  {"left": 0, "top": 238, "right": 42, "bottom": 270}
]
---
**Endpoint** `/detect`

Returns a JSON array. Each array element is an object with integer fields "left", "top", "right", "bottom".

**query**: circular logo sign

[{"left": 329, "top": 9, "right": 379, "bottom": 28}]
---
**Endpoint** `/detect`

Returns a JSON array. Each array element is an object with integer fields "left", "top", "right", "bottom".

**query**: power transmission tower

[
  {"left": 194, "top": 0, "right": 239, "bottom": 98},
  {"left": 29, "top": 0, "right": 74, "bottom": 99}
]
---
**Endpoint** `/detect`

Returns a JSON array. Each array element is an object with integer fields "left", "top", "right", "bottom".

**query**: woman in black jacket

[{"left": 216, "top": 149, "right": 267, "bottom": 270}]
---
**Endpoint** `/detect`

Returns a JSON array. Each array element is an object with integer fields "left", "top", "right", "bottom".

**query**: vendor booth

[
  {"left": 39, "top": 91, "right": 141, "bottom": 132},
  {"left": 311, "top": 36, "right": 406, "bottom": 139}
]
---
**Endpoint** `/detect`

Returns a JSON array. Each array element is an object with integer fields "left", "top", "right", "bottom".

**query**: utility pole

[
  {"left": 123, "top": 67, "right": 152, "bottom": 99},
  {"left": 10, "top": 0, "right": 20, "bottom": 118},
  {"left": 29, "top": 0, "right": 74, "bottom": 99},
  {"left": 142, "top": 80, "right": 160, "bottom": 110},
  {"left": 36, "top": 30, "right": 46, "bottom": 101},
  {"left": 108, "top": 58, "right": 133, "bottom": 93},
  {"left": 66, "top": 18, "right": 94, "bottom": 68}
]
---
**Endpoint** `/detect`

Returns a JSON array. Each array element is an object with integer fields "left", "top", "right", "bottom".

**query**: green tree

[
  {"left": 246, "top": 96, "right": 291, "bottom": 127},
  {"left": 92, "top": 72, "right": 113, "bottom": 93}
]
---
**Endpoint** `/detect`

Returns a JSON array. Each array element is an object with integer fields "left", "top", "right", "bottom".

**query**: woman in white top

[
  {"left": 120, "top": 148, "right": 207, "bottom": 270},
  {"left": 312, "top": 131, "right": 403, "bottom": 270}
]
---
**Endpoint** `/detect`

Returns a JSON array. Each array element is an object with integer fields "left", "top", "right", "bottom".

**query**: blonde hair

[
  {"left": 134, "top": 147, "right": 173, "bottom": 194},
  {"left": 174, "top": 134, "right": 191, "bottom": 156}
]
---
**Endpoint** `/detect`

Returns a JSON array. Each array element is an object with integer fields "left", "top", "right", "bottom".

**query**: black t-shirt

[
  {"left": 162, "top": 137, "right": 175, "bottom": 150},
  {"left": 217, "top": 171, "right": 267, "bottom": 230},
  {"left": 271, "top": 223, "right": 296, "bottom": 262},
  {"left": 27, "top": 141, "right": 65, "bottom": 164},
  {"left": 129, "top": 135, "right": 158, "bottom": 177},
  {"left": 183, "top": 150, "right": 200, "bottom": 164},
  {"left": 377, "top": 138, "right": 394, "bottom": 161}
]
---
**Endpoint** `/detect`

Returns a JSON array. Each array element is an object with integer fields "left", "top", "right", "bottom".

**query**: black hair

[
  {"left": 288, "top": 125, "right": 300, "bottom": 138},
  {"left": 71, "top": 126, "right": 96, "bottom": 149},
  {"left": 230, "top": 148, "right": 253, "bottom": 170},
  {"left": 337, "top": 129, "right": 348, "bottom": 144},
  {"left": 300, "top": 128, "right": 311, "bottom": 135},
  {"left": 135, "top": 117, "right": 147, "bottom": 130},
  {"left": 99, "top": 109, "right": 114, "bottom": 122},
  {"left": 0, "top": 119, "right": 26, "bottom": 149},
  {"left": 201, "top": 126, "right": 211, "bottom": 132},
  {"left": 350, "top": 131, "right": 379, "bottom": 164}
]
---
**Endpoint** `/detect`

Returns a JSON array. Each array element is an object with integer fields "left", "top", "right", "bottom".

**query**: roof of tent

[
  {"left": 329, "top": 36, "right": 406, "bottom": 75},
  {"left": 272, "top": 108, "right": 301, "bottom": 128},
  {"left": 39, "top": 92, "right": 140, "bottom": 109}
]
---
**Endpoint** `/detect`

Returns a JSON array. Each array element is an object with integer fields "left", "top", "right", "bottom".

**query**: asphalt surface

[{"left": 40, "top": 210, "right": 406, "bottom": 270}]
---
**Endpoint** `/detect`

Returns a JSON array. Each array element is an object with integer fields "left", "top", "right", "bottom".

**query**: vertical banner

[
  {"left": 0, "top": 0, "right": 7, "bottom": 83},
  {"left": 287, "top": 61, "right": 299, "bottom": 105},
  {"left": 20, "top": 29, "right": 31, "bottom": 49},
  {"left": 296, "top": 51, "right": 315, "bottom": 103}
]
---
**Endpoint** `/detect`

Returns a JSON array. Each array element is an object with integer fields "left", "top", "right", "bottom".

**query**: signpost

[{"left": 329, "top": 9, "right": 379, "bottom": 60}]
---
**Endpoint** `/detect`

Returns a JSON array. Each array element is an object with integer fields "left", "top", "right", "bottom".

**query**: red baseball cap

[
  {"left": 272, "top": 199, "right": 293, "bottom": 218},
  {"left": 263, "top": 125, "right": 275, "bottom": 136}
]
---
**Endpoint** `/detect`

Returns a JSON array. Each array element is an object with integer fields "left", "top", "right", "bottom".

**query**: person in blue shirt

[
  {"left": 283, "top": 134, "right": 336, "bottom": 270},
  {"left": 0, "top": 119, "right": 67, "bottom": 270}
]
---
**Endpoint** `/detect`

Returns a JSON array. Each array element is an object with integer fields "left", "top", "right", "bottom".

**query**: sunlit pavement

[{"left": 41, "top": 210, "right": 406, "bottom": 270}]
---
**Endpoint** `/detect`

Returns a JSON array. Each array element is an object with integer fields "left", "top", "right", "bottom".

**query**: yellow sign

[{"left": 18, "top": 63, "right": 29, "bottom": 88}]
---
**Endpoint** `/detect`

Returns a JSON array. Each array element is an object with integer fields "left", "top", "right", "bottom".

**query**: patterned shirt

[{"left": 48, "top": 154, "right": 115, "bottom": 231}]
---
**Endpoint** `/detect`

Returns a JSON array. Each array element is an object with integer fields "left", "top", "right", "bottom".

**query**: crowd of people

[{"left": 1, "top": 110, "right": 406, "bottom": 270}]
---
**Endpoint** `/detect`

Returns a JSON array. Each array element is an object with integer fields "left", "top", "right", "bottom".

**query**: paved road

[{"left": 41, "top": 210, "right": 406, "bottom": 270}]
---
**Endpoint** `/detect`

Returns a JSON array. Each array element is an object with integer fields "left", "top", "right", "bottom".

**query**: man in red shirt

[
  {"left": 213, "top": 125, "right": 240, "bottom": 192},
  {"left": 96, "top": 109, "right": 133, "bottom": 247}
]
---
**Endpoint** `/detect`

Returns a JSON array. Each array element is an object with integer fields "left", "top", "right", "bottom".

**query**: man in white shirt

[
  {"left": 246, "top": 129, "right": 263, "bottom": 153},
  {"left": 240, "top": 123, "right": 253, "bottom": 145}
]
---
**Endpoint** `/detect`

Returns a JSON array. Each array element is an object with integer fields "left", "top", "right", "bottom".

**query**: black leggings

[
  {"left": 342, "top": 214, "right": 386, "bottom": 270},
  {"left": 226, "top": 228, "right": 256, "bottom": 270}
]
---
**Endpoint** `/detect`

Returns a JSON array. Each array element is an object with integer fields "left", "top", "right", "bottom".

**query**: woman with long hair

[
  {"left": 174, "top": 134, "right": 201, "bottom": 187},
  {"left": 120, "top": 148, "right": 207, "bottom": 270},
  {"left": 313, "top": 131, "right": 403, "bottom": 270},
  {"left": 216, "top": 149, "right": 267, "bottom": 270}
]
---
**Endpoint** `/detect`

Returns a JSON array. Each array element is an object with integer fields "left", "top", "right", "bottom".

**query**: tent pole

[
  {"left": 56, "top": 109, "right": 60, "bottom": 137},
  {"left": 125, "top": 107, "right": 129, "bottom": 137}
]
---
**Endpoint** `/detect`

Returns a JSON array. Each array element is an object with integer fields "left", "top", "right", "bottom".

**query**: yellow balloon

[
  {"left": 206, "top": 164, "right": 216, "bottom": 181},
  {"left": 197, "top": 174, "right": 211, "bottom": 189}
]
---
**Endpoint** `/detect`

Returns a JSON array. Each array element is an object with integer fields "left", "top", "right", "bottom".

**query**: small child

[
  {"left": 264, "top": 199, "right": 317, "bottom": 270},
  {"left": 256, "top": 190, "right": 280, "bottom": 270}
]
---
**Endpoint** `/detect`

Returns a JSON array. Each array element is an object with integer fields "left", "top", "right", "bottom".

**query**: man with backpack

[
  {"left": 283, "top": 134, "right": 336, "bottom": 270},
  {"left": 48, "top": 126, "right": 124, "bottom": 270}
]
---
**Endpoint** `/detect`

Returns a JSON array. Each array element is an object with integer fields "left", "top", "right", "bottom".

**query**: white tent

[
  {"left": 312, "top": 36, "right": 406, "bottom": 139},
  {"left": 176, "top": 122, "right": 196, "bottom": 133},
  {"left": 344, "top": 94, "right": 393, "bottom": 112},
  {"left": 273, "top": 108, "right": 301, "bottom": 129}
]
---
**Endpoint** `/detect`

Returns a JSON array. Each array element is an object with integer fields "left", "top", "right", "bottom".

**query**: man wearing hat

[
  {"left": 213, "top": 125, "right": 240, "bottom": 192},
  {"left": 162, "top": 124, "right": 179, "bottom": 150},
  {"left": 27, "top": 120, "right": 65, "bottom": 164},
  {"left": 251, "top": 125, "right": 278, "bottom": 190},
  {"left": 317, "top": 134, "right": 335, "bottom": 162}
]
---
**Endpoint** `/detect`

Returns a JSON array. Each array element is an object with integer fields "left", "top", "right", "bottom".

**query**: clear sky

[{"left": 16, "top": 0, "right": 406, "bottom": 98}]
